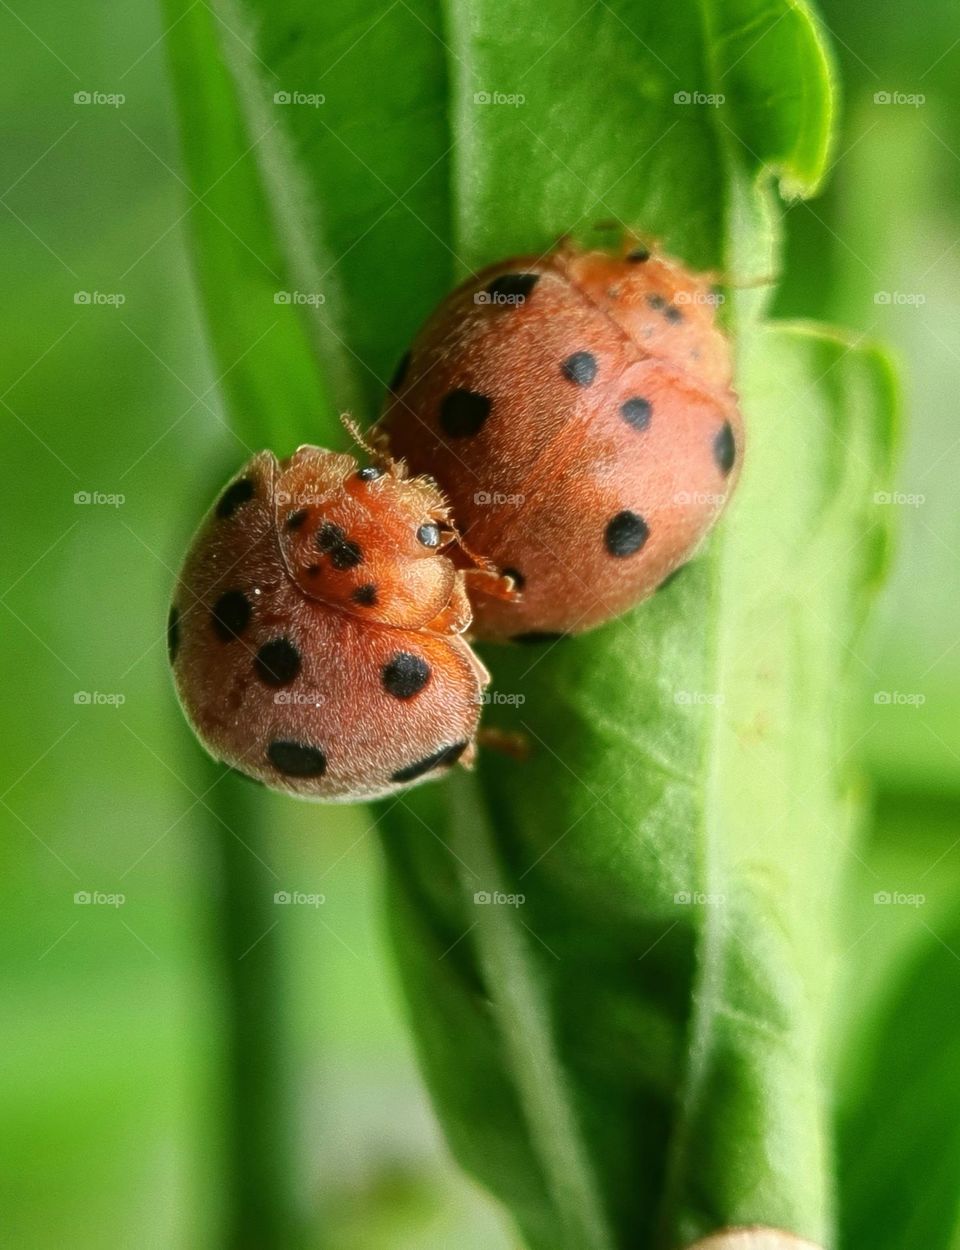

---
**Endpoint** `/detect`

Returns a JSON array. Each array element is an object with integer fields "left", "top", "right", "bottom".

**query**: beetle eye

[
  {"left": 356, "top": 465, "right": 383, "bottom": 482},
  {"left": 416, "top": 523, "right": 441, "bottom": 548}
]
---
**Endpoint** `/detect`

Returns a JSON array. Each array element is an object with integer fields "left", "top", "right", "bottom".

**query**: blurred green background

[{"left": 1, "top": 1, "right": 957, "bottom": 1246}]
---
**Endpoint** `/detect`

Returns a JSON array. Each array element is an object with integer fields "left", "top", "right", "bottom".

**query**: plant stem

[
  {"left": 447, "top": 772, "right": 614, "bottom": 1250},
  {"left": 210, "top": 769, "right": 302, "bottom": 1250}
]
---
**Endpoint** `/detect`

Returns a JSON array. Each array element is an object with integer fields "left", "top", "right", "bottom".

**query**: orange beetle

[
  {"left": 168, "top": 447, "right": 490, "bottom": 801},
  {"left": 378, "top": 240, "right": 744, "bottom": 641}
]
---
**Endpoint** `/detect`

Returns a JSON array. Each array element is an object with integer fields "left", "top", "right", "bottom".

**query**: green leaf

[
  {"left": 161, "top": 0, "right": 898, "bottom": 1247},
  {"left": 164, "top": 0, "right": 461, "bottom": 439},
  {"left": 834, "top": 795, "right": 960, "bottom": 1250},
  {"left": 839, "top": 912, "right": 960, "bottom": 1250},
  {"left": 165, "top": 0, "right": 838, "bottom": 436},
  {"left": 444, "top": 0, "right": 835, "bottom": 271},
  {"left": 382, "top": 323, "right": 895, "bottom": 1250},
  {"left": 163, "top": 0, "right": 347, "bottom": 452}
]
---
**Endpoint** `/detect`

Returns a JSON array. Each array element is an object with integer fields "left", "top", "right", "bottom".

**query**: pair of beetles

[{"left": 169, "top": 240, "right": 743, "bottom": 801}]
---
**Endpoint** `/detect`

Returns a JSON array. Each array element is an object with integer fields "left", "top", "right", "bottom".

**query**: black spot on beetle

[
  {"left": 381, "top": 652, "right": 431, "bottom": 700},
  {"left": 211, "top": 589, "right": 252, "bottom": 641},
  {"left": 646, "top": 292, "right": 682, "bottom": 323},
  {"left": 620, "top": 396, "right": 652, "bottom": 431},
  {"left": 167, "top": 605, "right": 180, "bottom": 662},
  {"left": 605, "top": 511, "right": 649, "bottom": 558},
  {"left": 626, "top": 246, "right": 650, "bottom": 263},
  {"left": 714, "top": 421, "right": 736, "bottom": 476},
  {"left": 485, "top": 272, "right": 539, "bottom": 302},
  {"left": 391, "top": 741, "right": 468, "bottom": 783},
  {"left": 562, "top": 351, "right": 597, "bottom": 386},
  {"left": 316, "top": 522, "right": 363, "bottom": 570},
  {"left": 216, "top": 477, "right": 255, "bottom": 519},
  {"left": 254, "top": 638, "right": 302, "bottom": 687},
  {"left": 352, "top": 583, "right": 378, "bottom": 607},
  {"left": 268, "top": 740, "right": 326, "bottom": 778},
  {"left": 440, "top": 389, "right": 491, "bottom": 438},
  {"left": 285, "top": 508, "right": 309, "bottom": 530}
]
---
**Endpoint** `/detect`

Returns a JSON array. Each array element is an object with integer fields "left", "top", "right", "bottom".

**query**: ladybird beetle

[
  {"left": 168, "top": 446, "right": 491, "bottom": 801},
  {"left": 377, "top": 240, "right": 744, "bottom": 641}
]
